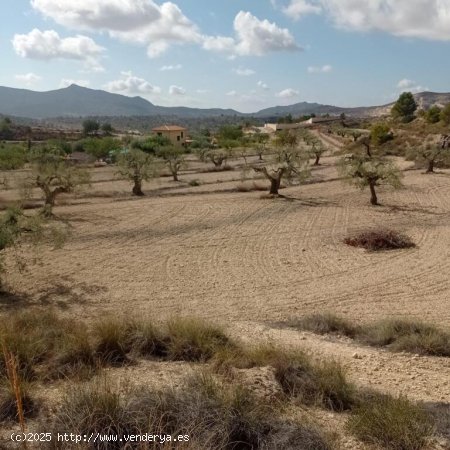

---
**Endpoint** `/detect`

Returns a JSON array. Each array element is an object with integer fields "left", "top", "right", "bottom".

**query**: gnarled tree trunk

[
  {"left": 369, "top": 182, "right": 378, "bottom": 206},
  {"left": 426, "top": 159, "right": 435, "bottom": 174},
  {"left": 132, "top": 178, "right": 144, "bottom": 196}
]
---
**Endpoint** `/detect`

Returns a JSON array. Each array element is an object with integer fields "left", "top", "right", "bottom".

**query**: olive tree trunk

[{"left": 369, "top": 182, "right": 378, "bottom": 206}]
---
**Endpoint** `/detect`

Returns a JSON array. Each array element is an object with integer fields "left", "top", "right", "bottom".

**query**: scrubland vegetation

[{"left": 1, "top": 92, "right": 450, "bottom": 448}]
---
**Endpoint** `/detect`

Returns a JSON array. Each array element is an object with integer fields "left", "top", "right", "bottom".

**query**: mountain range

[{"left": 0, "top": 84, "right": 449, "bottom": 120}]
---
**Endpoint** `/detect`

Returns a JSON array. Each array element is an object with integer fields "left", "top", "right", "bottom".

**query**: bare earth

[{"left": 1, "top": 156, "right": 450, "bottom": 447}]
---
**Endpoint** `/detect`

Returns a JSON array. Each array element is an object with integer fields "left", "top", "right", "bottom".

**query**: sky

[{"left": 1, "top": 0, "right": 450, "bottom": 113}]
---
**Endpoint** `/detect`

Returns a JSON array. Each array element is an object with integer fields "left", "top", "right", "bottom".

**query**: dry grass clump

[
  {"left": 165, "top": 317, "right": 234, "bottom": 362},
  {"left": 286, "top": 314, "right": 450, "bottom": 357},
  {"left": 215, "top": 345, "right": 356, "bottom": 412},
  {"left": 347, "top": 393, "right": 434, "bottom": 450},
  {"left": 287, "top": 313, "right": 358, "bottom": 338},
  {"left": 92, "top": 317, "right": 235, "bottom": 364},
  {"left": 0, "top": 382, "right": 37, "bottom": 423},
  {"left": 359, "top": 319, "right": 450, "bottom": 357},
  {"left": 45, "top": 373, "right": 332, "bottom": 450},
  {"left": 344, "top": 229, "right": 415, "bottom": 251},
  {"left": 0, "top": 310, "right": 97, "bottom": 381}
]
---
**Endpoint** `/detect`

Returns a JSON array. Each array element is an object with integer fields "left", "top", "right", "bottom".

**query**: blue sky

[{"left": 1, "top": 0, "right": 450, "bottom": 112}]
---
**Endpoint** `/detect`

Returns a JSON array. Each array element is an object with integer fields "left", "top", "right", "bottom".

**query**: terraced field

[{"left": 5, "top": 159, "right": 450, "bottom": 329}]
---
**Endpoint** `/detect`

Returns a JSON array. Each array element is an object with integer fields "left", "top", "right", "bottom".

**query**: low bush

[
  {"left": 347, "top": 393, "right": 433, "bottom": 450},
  {"left": 188, "top": 179, "right": 200, "bottom": 187},
  {"left": 344, "top": 229, "right": 415, "bottom": 251},
  {"left": 165, "top": 317, "right": 234, "bottom": 362},
  {"left": 359, "top": 319, "right": 450, "bottom": 357},
  {"left": 215, "top": 345, "right": 356, "bottom": 412},
  {"left": 45, "top": 373, "right": 332, "bottom": 449},
  {"left": 287, "top": 313, "right": 358, "bottom": 338}
]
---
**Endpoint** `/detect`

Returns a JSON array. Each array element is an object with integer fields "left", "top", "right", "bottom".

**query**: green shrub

[
  {"left": 0, "top": 144, "right": 26, "bottom": 170},
  {"left": 347, "top": 393, "right": 433, "bottom": 450}
]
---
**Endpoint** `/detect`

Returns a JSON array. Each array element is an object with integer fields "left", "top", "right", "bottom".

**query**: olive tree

[
  {"left": 252, "top": 133, "right": 270, "bottom": 161},
  {"left": 338, "top": 152, "right": 403, "bottom": 205},
  {"left": 117, "top": 149, "right": 157, "bottom": 196},
  {"left": 253, "top": 130, "right": 310, "bottom": 196},
  {"left": 157, "top": 146, "right": 186, "bottom": 181},
  {"left": 411, "top": 134, "right": 450, "bottom": 174},
  {"left": 31, "top": 150, "right": 90, "bottom": 215},
  {"left": 301, "top": 130, "right": 327, "bottom": 165}
]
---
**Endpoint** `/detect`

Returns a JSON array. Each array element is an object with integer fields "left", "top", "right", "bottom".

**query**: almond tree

[
  {"left": 31, "top": 149, "right": 90, "bottom": 216},
  {"left": 253, "top": 130, "right": 310, "bottom": 196},
  {"left": 117, "top": 149, "right": 157, "bottom": 196},
  {"left": 412, "top": 134, "right": 450, "bottom": 174},
  {"left": 338, "top": 146, "right": 402, "bottom": 206},
  {"left": 157, "top": 146, "right": 186, "bottom": 181}
]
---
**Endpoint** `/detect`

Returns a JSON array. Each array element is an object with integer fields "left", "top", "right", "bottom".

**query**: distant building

[{"left": 152, "top": 125, "right": 187, "bottom": 147}]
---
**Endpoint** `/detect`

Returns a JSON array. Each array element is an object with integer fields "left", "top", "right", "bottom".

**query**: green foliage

[
  {"left": 218, "top": 124, "right": 243, "bottom": 141},
  {"left": 156, "top": 146, "right": 186, "bottom": 181},
  {"left": 338, "top": 152, "right": 403, "bottom": 205},
  {"left": 371, "top": 123, "right": 393, "bottom": 146},
  {"left": 392, "top": 92, "right": 417, "bottom": 123},
  {"left": 0, "top": 118, "right": 14, "bottom": 140},
  {"left": 0, "top": 143, "right": 26, "bottom": 170},
  {"left": 83, "top": 137, "right": 121, "bottom": 159},
  {"left": 30, "top": 149, "right": 90, "bottom": 212},
  {"left": 116, "top": 149, "right": 157, "bottom": 196},
  {"left": 82, "top": 119, "right": 100, "bottom": 136},
  {"left": 409, "top": 135, "right": 450, "bottom": 172},
  {"left": 347, "top": 393, "right": 433, "bottom": 450},
  {"left": 131, "top": 135, "right": 171, "bottom": 154},
  {"left": 301, "top": 130, "right": 327, "bottom": 164},
  {"left": 254, "top": 130, "right": 310, "bottom": 195},
  {"left": 46, "top": 139, "right": 72, "bottom": 155},
  {"left": 426, "top": 106, "right": 442, "bottom": 124},
  {"left": 101, "top": 122, "right": 114, "bottom": 135},
  {"left": 440, "top": 104, "right": 450, "bottom": 125}
]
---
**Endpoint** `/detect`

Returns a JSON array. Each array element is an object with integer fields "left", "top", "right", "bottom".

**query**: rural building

[{"left": 152, "top": 125, "right": 187, "bottom": 147}]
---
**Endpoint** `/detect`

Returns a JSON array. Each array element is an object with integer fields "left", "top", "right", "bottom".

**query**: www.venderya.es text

[{"left": 10, "top": 433, "right": 190, "bottom": 444}]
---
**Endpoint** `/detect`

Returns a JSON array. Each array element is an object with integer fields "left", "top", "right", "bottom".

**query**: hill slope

[{"left": 0, "top": 85, "right": 448, "bottom": 119}]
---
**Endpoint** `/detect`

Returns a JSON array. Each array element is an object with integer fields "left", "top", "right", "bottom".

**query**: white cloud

[
  {"left": 234, "top": 68, "right": 255, "bottom": 76},
  {"left": 397, "top": 78, "right": 426, "bottom": 93},
  {"left": 160, "top": 64, "right": 182, "bottom": 71},
  {"left": 276, "top": 88, "right": 299, "bottom": 99},
  {"left": 15, "top": 72, "right": 41, "bottom": 86},
  {"left": 307, "top": 64, "right": 332, "bottom": 73},
  {"left": 12, "top": 28, "right": 104, "bottom": 71},
  {"left": 169, "top": 85, "right": 186, "bottom": 96},
  {"left": 226, "top": 90, "right": 238, "bottom": 97},
  {"left": 196, "top": 89, "right": 209, "bottom": 94},
  {"left": 204, "top": 11, "right": 300, "bottom": 57},
  {"left": 104, "top": 71, "right": 161, "bottom": 95},
  {"left": 282, "top": 0, "right": 322, "bottom": 20},
  {"left": 281, "top": 0, "right": 450, "bottom": 41},
  {"left": 59, "top": 78, "right": 90, "bottom": 88},
  {"left": 32, "top": 0, "right": 202, "bottom": 58},
  {"left": 257, "top": 80, "right": 270, "bottom": 90}
]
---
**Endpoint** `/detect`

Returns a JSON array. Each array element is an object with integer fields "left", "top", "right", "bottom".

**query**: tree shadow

[{"left": 0, "top": 277, "right": 107, "bottom": 312}]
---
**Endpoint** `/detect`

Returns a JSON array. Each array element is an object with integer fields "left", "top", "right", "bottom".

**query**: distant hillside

[
  {"left": 0, "top": 85, "right": 241, "bottom": 119},
  {"left": 0, "top": 85, "right": 449, "bottom": 120}
]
